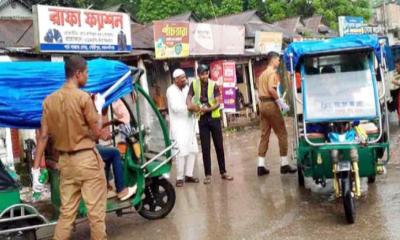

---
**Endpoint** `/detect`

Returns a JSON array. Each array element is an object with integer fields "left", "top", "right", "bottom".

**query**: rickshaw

[
  {"left": 285, "top": 35, "right": 390, "bottom": 224},
  {"left": 0, "top": 58, "right": 177, "bottom": 239}
]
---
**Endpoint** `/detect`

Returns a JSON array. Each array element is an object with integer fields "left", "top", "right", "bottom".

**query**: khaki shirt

[
  {"left": 42, "top": 82, "right": 99, "bottom": 152},
  {"left": 258, "top": 68, "right": 278, "bottom": 98}
]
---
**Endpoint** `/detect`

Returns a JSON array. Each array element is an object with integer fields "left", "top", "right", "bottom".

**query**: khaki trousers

[
  {"left": 53, "top": 149, "right": 107, "bottom": 240},
  {"left": 258, "top": 102, "right": 288, "bottom": 157}
]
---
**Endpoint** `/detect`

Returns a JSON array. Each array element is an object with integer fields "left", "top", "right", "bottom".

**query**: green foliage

[
  {"left": 136, "top": 0, "right": 185, "bottom": 22},
  {"left": 285, "top": 0, "right": 371, "bottom": 29},
  {"left": 31, "top": 0, "right": 372, "bottom": 30}
]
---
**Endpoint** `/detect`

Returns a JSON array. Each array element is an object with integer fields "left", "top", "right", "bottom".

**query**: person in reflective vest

[{"left": 186, "top": 64, "right": 234, "bottom": 184}]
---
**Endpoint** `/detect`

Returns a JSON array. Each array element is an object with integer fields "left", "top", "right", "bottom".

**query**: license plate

[{"left": 336, "top": 161, "right": 351, "bottom": 172}]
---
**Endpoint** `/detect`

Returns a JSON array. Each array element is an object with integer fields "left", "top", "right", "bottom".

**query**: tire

[
  {"left": 368, "top": 176, "right": 376, "bottom": 184},
  {"left": 22, "top": 230, "right": 37, "bottom": 240},
  {"left": 297, "top": 164, "right": 305, "bottom": 187},
  {"left": 1, "top": 228, "right": 36, "bottom": 240},
  {"left": 376, "top": 133, "right": 387, "bottom": 159},
  {"left": 341, "top": 171, "right": 356, "bottom": 224},
  {"left": 138, "top": 178, "right": 176, "bottom": 220}
]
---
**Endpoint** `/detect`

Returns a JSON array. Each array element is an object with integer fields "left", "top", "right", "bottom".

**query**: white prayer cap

[{"left": 172, "top": 68, "right": 185, "bottom": 79}]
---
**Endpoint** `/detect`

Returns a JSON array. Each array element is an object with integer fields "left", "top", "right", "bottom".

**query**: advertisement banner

[
  {"left": 254, "top": 32, "right": 283, "bottom": 54},
  {"left": 189, "top": 23, "right": 245, "bottom": 55},
  {"left": 34, "top": 5, "right": 132, "bottom": 53},
  {"left": 210, "top": 60, "right": 223, "bottom": 84},
  {"left": 153, "top": 21, "right": 189, "bottom": 59},
  {"left": 338, "top": 16, "right": 364, "bottom": 37},
  {"left": 210, "top": 60, "right": 237, "bottom": 112},
  {"left": 222, "top": 61, "right": 236, "bottom": 87},
  {"left": 222, "top": 87, "right": 236, "bottom": 113}
]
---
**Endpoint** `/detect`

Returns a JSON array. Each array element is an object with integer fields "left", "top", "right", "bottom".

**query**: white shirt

[{"left": 166, "top": 84, "right": 198, "bottom": 157}]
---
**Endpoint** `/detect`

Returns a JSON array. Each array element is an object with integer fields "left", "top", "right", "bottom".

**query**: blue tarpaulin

[
  {"left": 284, "top": 35, "right": 382, "bottom": 70},
  {"left": 0, "top": 58, "right": 134, "bottom": 129}
]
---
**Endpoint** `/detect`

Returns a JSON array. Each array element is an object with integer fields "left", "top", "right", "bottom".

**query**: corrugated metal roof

[
  {"left": 273, "top": 17, "right": 301, "bottom": 35},
  {"left": 245, "top": 22, "right": 298, "bottom": 39},
  {"left": 0, "top": 0, "right": 32, "bottom": 10},
  {"left": 205, "top": 10, "right": 263, "bottom": 25},
  {"left": 131, "top": 23, "right": 154, "bottom": 49},
  {"left": 301, "top": 16, "right": 338, "bottom": 38},
  {"left": 103, "top": 4, "right": 123, "bottom": 12},
  {"left": 0, "top": 18, "right": 33, "bottom": 47},
  {"left": 302, "top": 16, "right": 322, "bottom": 33},
  {"left": 165, "top": 11, "right": 198, "bottom": 22}
]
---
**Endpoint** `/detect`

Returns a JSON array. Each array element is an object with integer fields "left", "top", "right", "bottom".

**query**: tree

[
  {"left": 136, "top": 0, "right": 186, "bottom": 23},
  {"left": 286, "top": 0, "right": 371, "bottom": 29},
  {"left": 37, "top": 0, "right": 370, "bottom": 29}
]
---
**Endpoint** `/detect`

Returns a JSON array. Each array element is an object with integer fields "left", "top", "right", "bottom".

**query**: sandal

[
  {"left": 221, "top": 173, "right": 234, "bottom": 181},
  {"left": 176, "top": 180, "right": 184, "bottom": 187},
  {"left": 203, "top": 176, "right": 211, "bottom": 184},
  {"left": 185, "top": 176, "right": 199, "bottom": 183}
]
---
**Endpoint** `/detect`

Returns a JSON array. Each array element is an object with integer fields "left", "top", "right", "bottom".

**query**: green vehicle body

[
  {"left": 0, "top": 84, "right": 176, "bottom": 237},
  {"left": 297, "top": 134, "right": 389, "bottom": 180}
]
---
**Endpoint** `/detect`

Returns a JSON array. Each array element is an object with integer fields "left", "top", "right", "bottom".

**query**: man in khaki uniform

[
  {"left": 256, "top": 51, "right": 297, "bottom": 176},
  {"left": 32, "top": 55, "right": 107, "bottom": 240}
]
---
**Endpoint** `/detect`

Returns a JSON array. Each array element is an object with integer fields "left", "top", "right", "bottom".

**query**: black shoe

[
  {"left": 185, "top": 176, "right": 200, "bottom": 183},
  {"left": 258, "top": 166, "right": 270, "bottom": 176},
  {"left": 280, "top": 165, "right": 297, "bottom": 174}
]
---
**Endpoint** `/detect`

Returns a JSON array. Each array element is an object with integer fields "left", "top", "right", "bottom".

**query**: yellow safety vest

[{"left": 193, "top": 79, "right": 221, "bottom": 119}]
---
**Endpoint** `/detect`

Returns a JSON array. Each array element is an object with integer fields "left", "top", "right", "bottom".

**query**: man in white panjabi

[{"left": 167, "top": 69, "right": 199, "bottom": 187}]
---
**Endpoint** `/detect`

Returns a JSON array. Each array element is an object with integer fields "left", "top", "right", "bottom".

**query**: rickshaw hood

[
  {"left": 284, "top": 35, "right": 382, "bottom": 71},
  {"left": 0, "top": 58, "right": 136, "bottom": 128}
]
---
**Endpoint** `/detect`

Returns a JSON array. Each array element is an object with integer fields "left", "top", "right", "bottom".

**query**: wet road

[{"left": 61, "top": 121, "right": 400, "bottom": 240}]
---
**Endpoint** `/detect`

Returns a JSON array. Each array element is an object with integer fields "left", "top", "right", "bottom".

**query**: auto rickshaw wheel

[
  {"left": 297, "top": 164, "right": 305, "bottom": 187},
  {"left": 341, "top": 171, "right": 355, "bottom": 224},
  {"left": 1, "top": 222, "right": 37, "bottom": 240},
  {"left": 138, "top": 178, "right": 176, "bottom": 220}
]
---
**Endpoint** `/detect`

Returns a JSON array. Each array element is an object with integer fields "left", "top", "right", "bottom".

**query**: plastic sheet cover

[
  {"left": 284, "top": 35, "right": 382, "bottom": 70},
  {"left": 0, "top": 58, "right": 134, "bottom": 128}
]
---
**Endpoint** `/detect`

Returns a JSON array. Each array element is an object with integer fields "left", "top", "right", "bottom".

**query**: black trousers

[{"left": 199, "top": 117, "right": 226, "bottom": 176}]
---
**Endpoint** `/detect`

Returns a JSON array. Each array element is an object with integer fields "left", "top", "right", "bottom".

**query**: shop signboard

[
  {"left": 33, "top": 5, "right": 132, "bottom": 52},
  {"left": 254, "top": 31, "right": 283, "bottom": 54},
  {"left": 222, "top": 87, "right": 236, "bottom": 113},
  {"left": 222, "top": 61, "right": 236, "bottom": 87},
  {"left": 153, "top": 21, "right": 189, "bottom": 59},
  {"left": 210, "top": 60, "right": 237, "bottom": 112},
  {"left": 189, "top": 23, "right": 245, "bottom": 55},
  {"left": 338, "top": 16, "right": 364, "bottom": 37}
]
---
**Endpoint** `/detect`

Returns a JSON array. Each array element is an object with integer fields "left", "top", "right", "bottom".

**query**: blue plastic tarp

[
  {"left": 0, "top": 58, "right": 134, "bottom": 129},
  {"left": 284, "top": 35, "right": 382, "bottom": 70}
]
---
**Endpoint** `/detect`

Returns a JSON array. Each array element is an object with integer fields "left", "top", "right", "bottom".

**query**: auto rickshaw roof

[
  {"left": 0, "top": 58, "right": 136, "bottom": 129},
  {"left": 284, "top": 35, "right": 382, "bottom": 70}
]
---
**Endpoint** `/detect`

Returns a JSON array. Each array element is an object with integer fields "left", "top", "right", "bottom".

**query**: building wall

[
  {"left": 0, "top": 2, "right": 32, "bottom": 18},
  {"left": 376, "top": 3, "right": 400, "bottom": 30}
]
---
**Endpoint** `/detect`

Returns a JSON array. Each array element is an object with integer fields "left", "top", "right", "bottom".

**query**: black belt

[
  {"left": 59, "top": 148, "right": 93, "bottom": 155},
  {"left": 259, "top": 97, "right": 275, "bottom": 102}
]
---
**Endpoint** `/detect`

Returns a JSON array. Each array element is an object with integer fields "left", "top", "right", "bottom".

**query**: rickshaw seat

[{"left": 306, "top": 133, "right": 325, "bottom": 139}]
